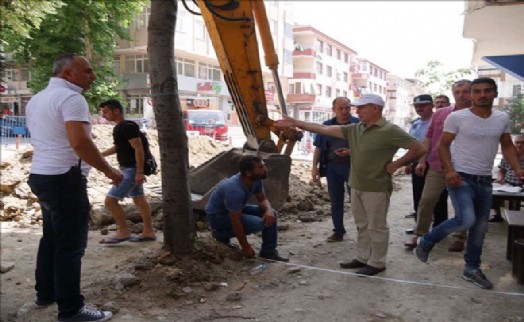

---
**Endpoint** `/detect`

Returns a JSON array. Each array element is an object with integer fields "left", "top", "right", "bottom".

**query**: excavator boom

[{"left": 189, "top": 0, "right": 301, "bottom": 210}]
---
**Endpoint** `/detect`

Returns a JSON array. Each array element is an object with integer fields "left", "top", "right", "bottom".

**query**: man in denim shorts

[{"left": 100, "top": 99, "right": 156, "bottom": 244}]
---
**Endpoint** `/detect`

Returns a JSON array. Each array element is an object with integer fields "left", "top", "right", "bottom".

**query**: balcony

[
  {"left": 286, "top": 93, "right": 316, "bottom": 104},
  {"left": 292, "top": 72, "right": 316, "bottom": 79},
  {"left": 293, "top": 48, "right": 316, "bottom": 57}
]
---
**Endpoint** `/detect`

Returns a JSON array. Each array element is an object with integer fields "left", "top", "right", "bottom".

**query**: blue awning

[{"left": 483, "top": 55, "right": 524, "bottom": 82}]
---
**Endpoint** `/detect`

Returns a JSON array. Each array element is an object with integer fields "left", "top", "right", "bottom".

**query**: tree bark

[{"left": 148, "top": 0, "right": 194, "bottom": 254}]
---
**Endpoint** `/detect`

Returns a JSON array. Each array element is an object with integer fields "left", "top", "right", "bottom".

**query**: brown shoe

[
  {"left": 448, "top": 240, "right": 465, "bottom": 252},
  {"left": 339, "top": 259, "right": 367, "bottom": 269},
  {"left": 327, "top": 232, "right": 344, "bottom": 242},
  {"left": 356, "top": 265, "right": 386, "bottom": 276},
  {"left": 404, "top": 237, "right": 418, "bottom": 249}
]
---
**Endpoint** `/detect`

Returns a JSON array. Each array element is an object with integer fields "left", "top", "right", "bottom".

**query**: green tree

[
  {"left": 148, "top": 0, "right": 195, "bottom": 255},
  {"left": 0, "top": 0, "right": 64, "bottom": 75},
  {"left": 4, "top": 0, "right": 144, "bottom": 110},
  {"left": 504, "top": 94, "right": 524, "bottom": 134},
  {"left": 415, "top": 60, "right": 474, "bottom": 95}
]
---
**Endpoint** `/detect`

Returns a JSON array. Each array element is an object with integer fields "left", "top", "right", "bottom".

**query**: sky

[{"left": 288, "top": 1, "right": 474, "bottom": 78}]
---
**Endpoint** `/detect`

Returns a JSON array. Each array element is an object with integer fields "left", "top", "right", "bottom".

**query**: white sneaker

[{"left": 58, "top": 305, "right": 113, "bottom": 322}]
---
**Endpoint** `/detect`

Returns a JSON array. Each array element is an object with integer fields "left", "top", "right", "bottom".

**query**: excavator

[{"left": 184, "top": 0, "right": 303, "bottom": 211}]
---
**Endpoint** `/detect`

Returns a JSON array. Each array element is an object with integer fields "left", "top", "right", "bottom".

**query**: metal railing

[{"left": 1, "top": 116, "right": 31, "bottom": 147}]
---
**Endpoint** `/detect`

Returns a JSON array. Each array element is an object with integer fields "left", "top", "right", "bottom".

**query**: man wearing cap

[
  {"left": 404, "top": 95, "right": 448, "bottom": 235},
  {"left": 405, "top": 80, "right": 471, "bottom": 250},
  {"left": 275, "top": 94, "right": 426, "bottom": 276}
]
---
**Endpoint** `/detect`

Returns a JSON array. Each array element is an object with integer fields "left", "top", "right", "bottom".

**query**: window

[
  {"left": 326, "top": 86, "right": 332, "bottom": 98},
  {"left": 124, "top": 55, "right": 149, "bottom": 74},
  {"left": 336, "top": 49, "right": 341, "bottom": 60},
  {"left": 133, "top": 7, "right": 150, "bottom": 30},
  {"left": 198, "top": 63, "right": 222, "bottom": 81},
  {"left": 3, "top": 69, "right": 15, "bottom": 81},
  {"left": 316, "top": 62, "right": 323, "bottom": 74},
  {"left": 176, "top": 8, "right": 186, "bottom": 32},
  {"left": 336, "top": 89, "right": 341, "bottom": 97},
  {"left": 289, "top": 83, "right": 295, "bottom": 94},
  {"left": 315, "top": 39, "right": 324, "bottom": 53},
  {"left": 195, "top": 20, "right": 206, "bottom": 40},
  {"left": 327, "top": 66, "right": 332, "bottom": 77},
  {"left": 343, "top": 90, "right": 348, "bottom": 97},
  {"left": 360, "top": 62, "right": 368, "bottom": 72},
  {"left": 326, "top": 44, "right": 332, "bottom": 56},
  {"left": 176, "top": 57, "right": 195, "bottom": 77},
  {"left": 344, "top": 53, "right": 349, "bottom": 63},
  {"left": 343, "top": 72, "right": 348, "bottom": 82},
  {"left": 283, "top": 49, "right": 293, "bottom": 65},
  {"left": 284, "top": 23, "right": 293, "bottom": 38},
  {"left": 316, "top": 84, "right": 322, "bottom": 95}
]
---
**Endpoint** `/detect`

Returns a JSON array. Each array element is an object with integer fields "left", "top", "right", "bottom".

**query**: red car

[{"left": 183, "top": 109, "right": 228, "bottom": 141}]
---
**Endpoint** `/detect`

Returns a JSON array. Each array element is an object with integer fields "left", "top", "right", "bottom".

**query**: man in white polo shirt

[{"left": 27, "top": 53, "right": 122, "bottom": 322}]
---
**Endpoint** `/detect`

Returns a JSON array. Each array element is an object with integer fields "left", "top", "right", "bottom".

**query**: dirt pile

[{"left": 0, "top": 124, "right": 327, "bottom": 225}]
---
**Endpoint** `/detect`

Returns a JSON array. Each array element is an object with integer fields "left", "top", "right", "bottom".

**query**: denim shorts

[{"left": 107, "top": 167, "right": 144, "bottom": 200}]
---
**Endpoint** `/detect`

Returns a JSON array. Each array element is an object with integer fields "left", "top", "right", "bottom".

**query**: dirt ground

[{"left": 1, "top": 129, "right": 524, "bottom": 322}]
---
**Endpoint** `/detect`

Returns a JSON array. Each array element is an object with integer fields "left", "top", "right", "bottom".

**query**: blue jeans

[
  {"left": 208, "top": 205, "right": 278, "bottom": 254},
  {"left": 326, "top": 162, "right": 350, "bottom": 234},
  {"left": 28, "top": 173, "right": 90, "bottom": 318},
  {"left": 422, "top": 173, "right": 492, "bottom": 271}
]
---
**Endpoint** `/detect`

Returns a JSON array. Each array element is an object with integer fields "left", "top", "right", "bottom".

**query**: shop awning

[{"left": 483, "top": 54, "right": 524, "bottom": 82}]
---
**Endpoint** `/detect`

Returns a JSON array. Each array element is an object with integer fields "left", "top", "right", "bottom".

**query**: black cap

[{"left": 413, "top": 94, "right": 433, "bottom": 105}]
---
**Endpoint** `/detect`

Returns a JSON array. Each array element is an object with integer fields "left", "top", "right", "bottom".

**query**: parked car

[{"left": 183, "top": 109, "right": 228, "bottom": 141}]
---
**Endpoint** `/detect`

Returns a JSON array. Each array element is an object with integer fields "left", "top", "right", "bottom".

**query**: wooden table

[
  {"left": 492, "top": 190, "right": 524, "bottom": 210},
  {"left": 500, "top": 207, "right": 524, "bottom": 260}
]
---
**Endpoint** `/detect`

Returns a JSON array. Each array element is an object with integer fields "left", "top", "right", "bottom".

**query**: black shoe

[
  {"left": 339, "top": 259, "right": 367, "bottom": 269},
  {"left": 356, "top": 265, "right": 386, "bottom": 276},
  {"left": 405, "top": 228, "right": 415, "bottom": 235},
  {"left": 405, "top": 212, "right": 416, "bottom": 218},
  {"left": 488, "top": 216, "right": 504, "bottom": 223},
  {"left": 259, "top": 251, "right": 289, "bottom": 262}
]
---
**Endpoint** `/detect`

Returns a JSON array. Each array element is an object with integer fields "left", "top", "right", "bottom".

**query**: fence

[{"left": 1, "top": 116, "right": 31, "bottom": 147}]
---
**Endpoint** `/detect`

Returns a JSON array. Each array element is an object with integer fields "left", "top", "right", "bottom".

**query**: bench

[
  {"left": 513, "top": 239, "right": 524, "bottom": 284},
  {"left": 501, "top": 207, "right": 524, "bottom": 260}
]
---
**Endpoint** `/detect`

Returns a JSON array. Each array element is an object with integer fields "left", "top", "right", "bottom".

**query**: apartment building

[
  {"left": 385, "top": 75, "right": 426, "bottom": 129},
  {"left": 116, "top": 1, "right": 295, "bottom": 124},
  {"left": 288, "top": 25, "right": 358, "bottom": 123},
  {"left": 352, "top": 58, "right": 388, "bottom": 100}
]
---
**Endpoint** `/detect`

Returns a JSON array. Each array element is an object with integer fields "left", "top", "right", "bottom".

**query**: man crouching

[{"left": 205, "top": 155, "right": 288, "bottom": 262}]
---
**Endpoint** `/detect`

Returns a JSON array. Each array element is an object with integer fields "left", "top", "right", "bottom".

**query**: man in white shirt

[{"left": 27, "top": 53, "right": 122, "bottom": 322}]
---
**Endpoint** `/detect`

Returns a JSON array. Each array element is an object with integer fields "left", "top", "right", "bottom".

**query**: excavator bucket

[{"left": 189, "top": 148, "right": 291, "bottom": 212}]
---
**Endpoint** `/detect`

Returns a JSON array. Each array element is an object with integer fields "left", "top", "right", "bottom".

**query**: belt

[
  {"left": 328, "top": 160, "right": 350, "bottom": 164},
  {"left": 457, "top": 172, "right": 492, "bottom": 183}
]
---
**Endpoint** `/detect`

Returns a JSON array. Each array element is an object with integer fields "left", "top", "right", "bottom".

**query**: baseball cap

[
  {"left": 413, "top": 94, "right": 433, "bottom": 105},
  {"left": 351, "top": 94, "right": 385, "bottom": 107}
]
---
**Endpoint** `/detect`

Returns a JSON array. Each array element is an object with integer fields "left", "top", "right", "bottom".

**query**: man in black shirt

[{"left": 99, "top": 99, "right": 156, "bottom": 244}]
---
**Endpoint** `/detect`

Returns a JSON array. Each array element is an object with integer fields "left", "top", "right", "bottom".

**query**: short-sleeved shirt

[
  {"left": 444, "top": 108, "right": 511, "bottom": 176},
  {"left": 113, "top": 121, "right": 141, "bottom": 167},
  {"left": 425, "top": 105, "right": 462, "bottom": 171},
  {"left": 409, "top": 117, "right": 431, "bottom": 142},
  {"left": 499, "top": 158, "right": 524, "bottom": 186},
  {"left": 205, "top": 173, "right": 264, "bottom": 217},
  {"left": 27, "top": 77, "right": 92, "bottom": 176},
  {"left": 340, "top": 118, "right": 417, "bottom": 192}
]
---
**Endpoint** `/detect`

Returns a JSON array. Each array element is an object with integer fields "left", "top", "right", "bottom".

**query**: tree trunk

[{"left": 148, "top": 0, "right": 195, "bottom": 254}]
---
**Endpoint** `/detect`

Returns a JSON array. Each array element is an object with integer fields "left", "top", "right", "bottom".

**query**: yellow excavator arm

[
  {"left": 196, "top": 0, "right": 301, "bottom": 154},
  {"left": 188, "top": 0, "right": 302, "bottom": 210}
]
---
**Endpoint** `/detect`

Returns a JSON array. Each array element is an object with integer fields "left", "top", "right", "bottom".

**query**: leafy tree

[
  {"left": 4, "top": 0, "right": 144, "bottom": 110},
  {"left": 0, "top": 0, "right": 64, "bottom": 75},
  {"left": 504, "top": 94, "right": 524, "bottom": 134},
  {"left": 148, "top": 0, "right": 195, "bottom": 254},
  {"left": 415, "top": 60, "right": 474, "bottom": 95}
]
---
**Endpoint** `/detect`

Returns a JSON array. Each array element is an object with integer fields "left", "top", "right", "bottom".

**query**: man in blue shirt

[
  {"left": 205, "top": 155, "right": 288, "bottom": 262},
  {"left": 312, "top": 97, "right": 359, "bottom": 242}
]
